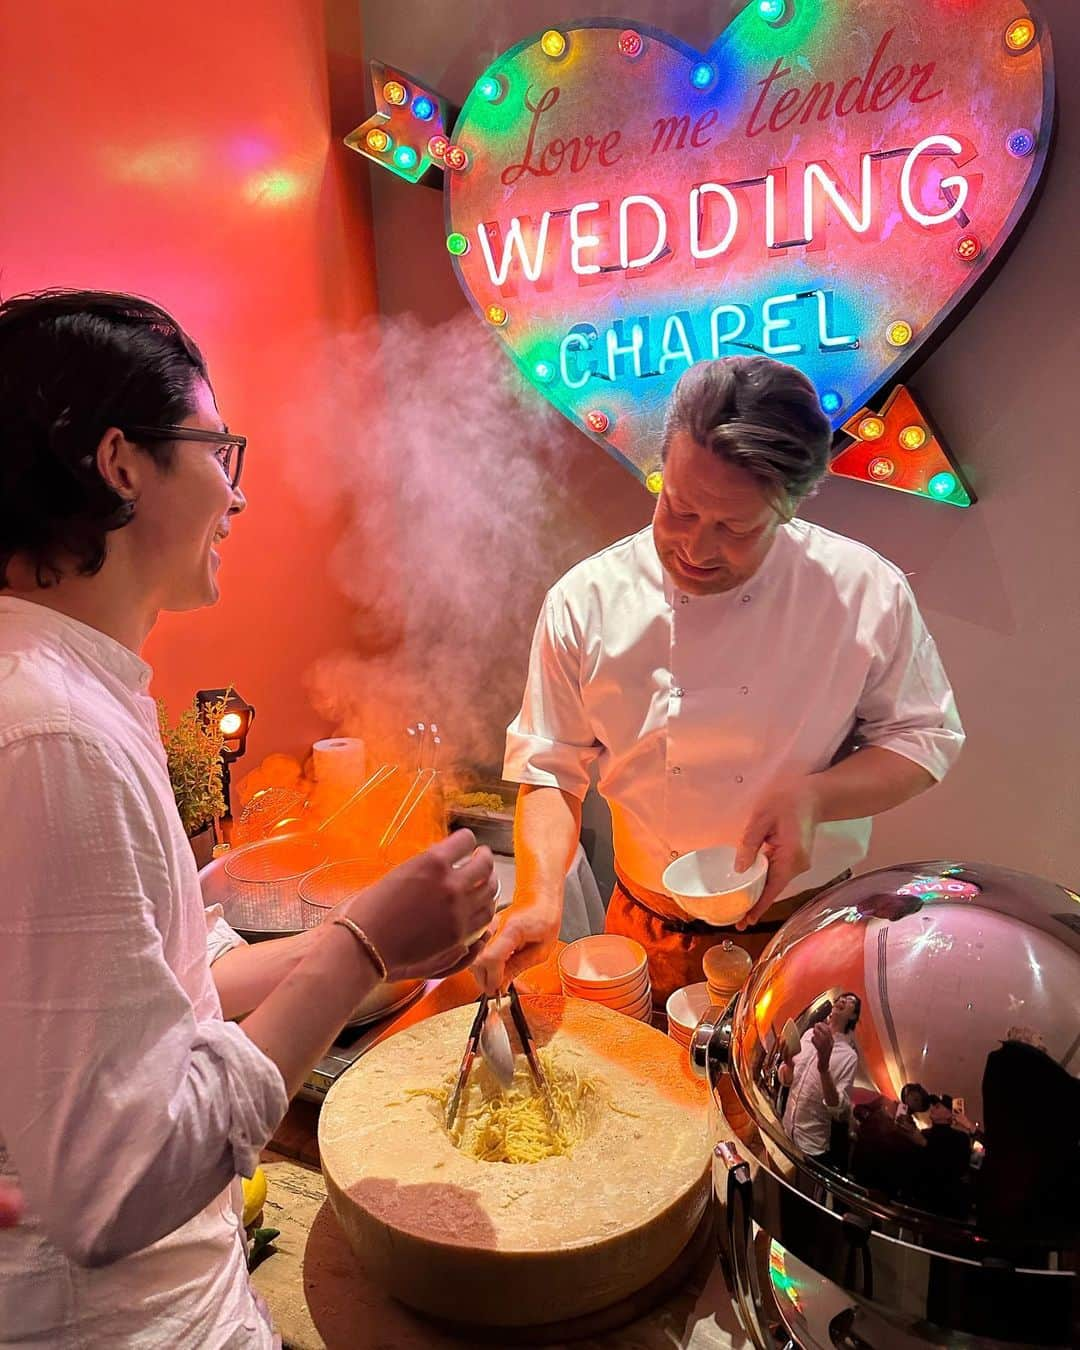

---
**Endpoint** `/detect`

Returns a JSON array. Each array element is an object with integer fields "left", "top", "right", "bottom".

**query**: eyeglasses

[{"left": 125, "top": 424, "right": 247, "bottom": 489}]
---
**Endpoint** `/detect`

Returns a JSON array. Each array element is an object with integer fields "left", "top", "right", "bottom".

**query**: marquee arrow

[
  {"left": 344, "top": 60, "right": 458, "bottom": 187},
  {"left": 829, "top": 385, "right": 974, "bottom": 508}
]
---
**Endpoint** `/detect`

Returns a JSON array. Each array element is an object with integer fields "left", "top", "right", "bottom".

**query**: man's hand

[
  {"left": 735, "top": 777, "right": 820, "bottom": 928},
  {"left": 471, "top": 897, "right": 561, "bottom": 995},
  {"left": 810, "top": 1022, "right": 834, "bottom": 1069}
]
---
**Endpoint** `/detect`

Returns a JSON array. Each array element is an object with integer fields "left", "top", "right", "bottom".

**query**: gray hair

[{"left": 661, "top": 357, "right": 833, "bottom": 512}]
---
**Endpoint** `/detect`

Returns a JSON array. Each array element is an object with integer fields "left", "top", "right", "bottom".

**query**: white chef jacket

[
  {"left": 782, "top": 1028, "right": 860, "bottom": 1156},
  {"left": 0, "top": 597, "right": 287, "bottom": 1348},
  {"left": 505, "top": 521, "right": 963, "bottom": 903}
]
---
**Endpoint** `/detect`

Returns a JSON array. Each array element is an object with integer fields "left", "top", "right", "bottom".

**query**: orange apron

[{"left": 604, "top": 863, "right": 851, "bottom": 1007}]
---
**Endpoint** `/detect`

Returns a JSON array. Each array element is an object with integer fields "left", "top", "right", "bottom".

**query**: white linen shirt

[
  {"left": 0, "top": 597, "right": 287, "bottom": 1348},
  {"left": 782, "top": 1028, "right": 860, "bottom": 1156},
  {"left": 504, "top": 521, "right": 963, "bottom": 902}
]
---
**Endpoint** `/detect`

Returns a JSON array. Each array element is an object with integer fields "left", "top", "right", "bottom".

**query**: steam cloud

[{"left": 286, "top": 311, "right": 640, "bottom": 783}]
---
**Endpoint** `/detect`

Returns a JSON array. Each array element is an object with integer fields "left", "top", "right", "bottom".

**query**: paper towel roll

[{"left": 312, "top": 737, "right": 367, "bottom": 794}]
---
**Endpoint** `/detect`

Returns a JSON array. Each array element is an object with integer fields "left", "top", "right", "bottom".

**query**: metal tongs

[{"left": 445, "top": 984, "right": 561, "bottom": 1134}]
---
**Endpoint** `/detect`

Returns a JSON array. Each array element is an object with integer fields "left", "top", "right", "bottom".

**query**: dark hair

[
  {"left": 661, "top": 356, "right": 832, "bottom": 512},
  {"left": 902, "top": 1082, "right": 931, "bottom": 1110},
  {"left": 0, "top": 288, "right": 209, "bottom": 588}
]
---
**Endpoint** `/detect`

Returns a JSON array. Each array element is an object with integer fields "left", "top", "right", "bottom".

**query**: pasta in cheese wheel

[{"left": 319, "top": 995, "right": 712, "bottom": 1328}]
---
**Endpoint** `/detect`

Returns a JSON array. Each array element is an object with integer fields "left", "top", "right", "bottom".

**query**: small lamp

[{"left": 195, "top": 688, "right": 255, "bottom": 821}]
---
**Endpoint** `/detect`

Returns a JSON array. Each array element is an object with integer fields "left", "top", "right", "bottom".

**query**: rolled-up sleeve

[
  {"left": 504, "top": 592, "right": 601, "bottom": 800},
  {"left": 855, "top": 581, "right": 964, "bottom": 781},
  {"left": 205, "top": 903, "right": 245, "bottom": 965},
  {"left": 0, "top": 733, "right": 288, "bottom": 1269}
]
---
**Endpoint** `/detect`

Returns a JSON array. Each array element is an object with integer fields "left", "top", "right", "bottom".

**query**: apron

[{"left": 604, "top": 864, "right": 851, "bottom": 1007}]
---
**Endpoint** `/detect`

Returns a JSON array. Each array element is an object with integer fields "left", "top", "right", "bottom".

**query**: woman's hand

[{"left": 342, "top": 831, "right": 498, "bottom": 981}]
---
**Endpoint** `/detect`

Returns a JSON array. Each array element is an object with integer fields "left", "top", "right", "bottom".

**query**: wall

[
  {"left": 357, "top": 0, "right": 1080, "bottom": 893},
  {"left": 0, "top": 0, "right": 379, "bottom": 769}
]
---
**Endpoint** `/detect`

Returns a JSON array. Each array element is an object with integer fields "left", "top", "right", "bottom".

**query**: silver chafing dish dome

[{"left": 691, "top": 861, "right": 1079, "bottom": 1348}]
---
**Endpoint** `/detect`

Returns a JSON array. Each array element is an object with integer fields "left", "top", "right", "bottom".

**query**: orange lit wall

[{"left": 0, "top": 1, "right": 378, "bottom": 763}]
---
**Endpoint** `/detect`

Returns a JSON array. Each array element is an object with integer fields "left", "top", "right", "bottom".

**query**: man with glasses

[{"left": 0, "top": 289, "right": 496, "bottom": 1346}]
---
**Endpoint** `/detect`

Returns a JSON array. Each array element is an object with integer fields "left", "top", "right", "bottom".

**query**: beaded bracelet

[{"left": 332, "top": 917, "right": 389, "bottom": 981}]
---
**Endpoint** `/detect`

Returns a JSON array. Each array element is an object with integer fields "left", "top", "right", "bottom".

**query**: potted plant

[{"left": 157, "top": 694, "right": 229, "bottom": 868}]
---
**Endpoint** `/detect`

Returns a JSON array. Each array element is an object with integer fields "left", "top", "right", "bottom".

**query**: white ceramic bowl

[
  {"left": 558, "top": 934, "right": 648, "bottom": 987},
  {"left": 661, "top": 846, "right": 768, "bottom": 925},
  {"left": 666, "top": 982, "right": 713, "bottom": 1038},
  {"left": 590, "top": 979, "right": 653, "bottom": 1013},
  {"left": 560, "top": 966, "right": 649, "bottom": 999},
  {"left": 624, "top": 991, "right": 654, "bottom": 1021}
]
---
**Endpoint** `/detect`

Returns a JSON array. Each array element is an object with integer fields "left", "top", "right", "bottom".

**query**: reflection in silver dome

[
  {"left": 695, "top": 861, "right": 1079, "bottom": 1347},
  {"left": 733, "top": 860, "right": 1080, "bottom": 1247}
]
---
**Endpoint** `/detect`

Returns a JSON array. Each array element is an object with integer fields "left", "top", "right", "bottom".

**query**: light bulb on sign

[
  {"left": 758, "top": 0, "right": 787, "bottom": 21},
  {"left": 1004, "top": 17, "right": 1036, "bottom": 53},
  {"left": 444, "top": 145, "right": 469, "bottom": 171},
  {"left": 955, "top": 233, "right": 982, "bottom": 263},
  {"left": 645, "top": 470, "right": 664, "bottom": 494},
  {"left": 383, "top": 80, "right": 407, "bottom": 106},
  {"left": 540, "top": 30, "right": 567, "bottom": 59},
  {"left": 365, "top": 128, "right": 391, "bottom": 154},
  {"left": 887, "top": 320, "right": 914, "bottom": 348},
  {"left": 533, "top": 359, "right": 556, "bottom": 383},
  {"left": 428, "top": 134, "right": 449, "bottom": 160},
  {"left": 868, "top": 457, "right": 896, "bottom": 480},
  {"left": 446, "top": 233, "right": 469, "bottom": 256},
  {"left": 586, "top": 410, "right": 610, "bottom": 434},
  {"left": 691, "top": 62, "right": 715, "bottom": 90},
  {"left": 412, "top": 95, "right": 436, "bottom": 121},
  {"left": 929, "top": 471, "right": 958, "bottom": 498},
  {"left": 393, "top": 145, "right": 418, "bottom": 171},
  {"left": 1006, "top": 128, "right": 1036, "bottom": 158},
  {"left": 820, "top": 390, "right": 843, "bottom": 415},
  {"left": 485, "top": 303, "right": 508, "bottom": 326},
  {"left": 857, "top": 416, "right": 886, "bottom": 441},
  {"left": 476, "top": 74, "right": 504, "bottom": 102},
  {"left": 899, "top": 424, "right": 927, "bottom": 451},
  {"left": 618, "top": 30, "right": 643, "bottom": 59}
]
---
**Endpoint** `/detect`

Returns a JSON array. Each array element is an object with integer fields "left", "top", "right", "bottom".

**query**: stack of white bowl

[
  {"left": 557, "top": 935, "right": 653, "bottom": 1021},
  {"left": 665, "top": 982, "right": 713, "bottom": 1050}
]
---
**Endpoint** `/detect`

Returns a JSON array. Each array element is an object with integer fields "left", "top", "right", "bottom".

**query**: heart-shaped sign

[{"left": 441, "top": 1, "right": 1053, "bottom": 484}]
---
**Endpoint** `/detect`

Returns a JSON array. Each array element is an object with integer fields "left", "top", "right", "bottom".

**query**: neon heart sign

[{"left": 349, "top": 0, "right": 1053, "bottom": 506}]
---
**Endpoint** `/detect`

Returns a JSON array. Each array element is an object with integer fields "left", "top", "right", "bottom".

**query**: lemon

[{"left": 241, "top": 1167, "right": 267, "bottom": 1228}]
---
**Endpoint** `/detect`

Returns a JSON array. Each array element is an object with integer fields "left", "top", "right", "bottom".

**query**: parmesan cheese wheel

[{"left": 318, "top": 995, "right": 712, "bottom": 1329}]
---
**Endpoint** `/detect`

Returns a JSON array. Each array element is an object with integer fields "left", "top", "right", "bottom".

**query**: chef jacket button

[
  {"left": 671, "top": 765, "right": 682, "bottom": 775},
  {"left": 740, "top": 685, "right": 749, "bottom": 695},
  {"left": 670, "top": 850, "right": 679, "bottom": 859},
  {"left": 672, "top": 687, "right": 685, "bottom": 698},
  {"left": 735, "top": 774, "right": 744, "bottom": 784},
  {"left": 741, "top": 594, "right": 752, "bottom": 604},
  {"left": 680, "top": 595, "right": 690, "bottom": 605}
]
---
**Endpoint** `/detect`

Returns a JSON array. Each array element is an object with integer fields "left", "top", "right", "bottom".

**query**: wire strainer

[
  {"left": 232, "top": 786, "right": 309, "bottom": 847},
  {"left": 222, "top": 763, "right": 399, "bottom": 929},
  {"left": 298, "top": 857, "right": 391, "bottom": 928}
]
